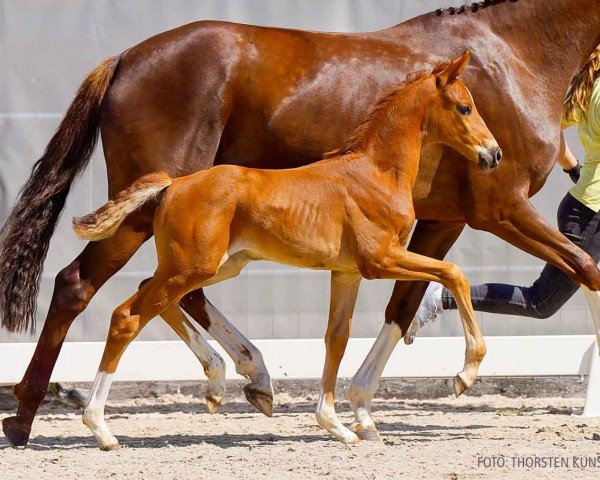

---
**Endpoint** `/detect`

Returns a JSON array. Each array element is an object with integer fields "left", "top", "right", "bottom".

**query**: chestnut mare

[
  {"left": 72, "top": 54, "right": 495, "bottom": 449},
  {"left": 2, "top": 0, "right": 600, "bottom": 447}
]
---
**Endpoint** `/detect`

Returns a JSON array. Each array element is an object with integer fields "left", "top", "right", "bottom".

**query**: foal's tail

[
  {"left": 73, "top": 173, "right": 172, "bottom": 241},
  {"left": 0, "top": 55, "right": 120, "bottom": 334}
]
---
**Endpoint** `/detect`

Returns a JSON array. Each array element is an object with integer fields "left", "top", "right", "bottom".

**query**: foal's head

[{"left": 425, "top": 51, "right": 502, "bottom": 170}]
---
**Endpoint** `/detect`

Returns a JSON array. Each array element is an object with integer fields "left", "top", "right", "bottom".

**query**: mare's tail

[{"left": 0, "top": 56, "right": 120, "bottom": 333}]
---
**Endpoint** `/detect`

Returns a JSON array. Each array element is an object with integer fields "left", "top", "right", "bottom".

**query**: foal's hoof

[
  {"left": 205, "top": 394, "right": 224, "bottom": 414},
  {"left": 352, "top": 423, "right": 382, "bottom": 442},
  {"left": 2, "top": 416, "right": 31, "bottom": 447},
  {"left": 243, "top": 383, "right": 274, "bottom": 417},
  {"left": 100, "top": 442, "right": 121, "bottom": 452},
  {"left": 453, "top": 373, "right": 470, "bottom": 397}
]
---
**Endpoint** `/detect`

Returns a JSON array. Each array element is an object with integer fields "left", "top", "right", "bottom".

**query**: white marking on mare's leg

[
  {"left": 349, "top": 322, "right": 402, "bottom": 439},
  {"left": 582, "top": 286, "right": 600, "bottom": 348},
  {"left": 82, "top": 371, "right": 118, "bottom": 450}
]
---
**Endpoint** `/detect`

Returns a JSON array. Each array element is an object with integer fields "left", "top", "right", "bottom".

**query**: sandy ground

[{"left": 1, "top": 382, "right": 600, "bottom": 480}]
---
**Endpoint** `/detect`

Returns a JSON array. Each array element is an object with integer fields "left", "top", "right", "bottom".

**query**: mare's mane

[
  {"left": 433, "top": 0, "right": 519, "bottom": 17},
  {"left": 323, "top": 70, "right": 430, "bottom": 159}
]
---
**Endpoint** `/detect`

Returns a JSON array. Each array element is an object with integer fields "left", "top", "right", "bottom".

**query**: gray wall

[{"left": 0, "top": 0, "right": 593, "bottom": 344}]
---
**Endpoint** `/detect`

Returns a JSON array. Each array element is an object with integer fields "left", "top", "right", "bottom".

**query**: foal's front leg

[
  {"left": 316, "top": 272, "right": 362, "bottom": 444},
  {"left": 349, "top": 248, "right": 486, "bottom": 441}
]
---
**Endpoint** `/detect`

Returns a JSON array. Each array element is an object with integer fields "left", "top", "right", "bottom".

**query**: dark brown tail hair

[
  {"left": 0, "top": 56, "right": 120, "bottom": 334},
  {"left": 73, "top": 173, "right": 172, "bottom": 241}
]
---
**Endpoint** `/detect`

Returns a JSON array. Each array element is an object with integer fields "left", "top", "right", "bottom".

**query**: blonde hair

[{"left": 564, "top": 45, "right": 600, "bottom": 123}]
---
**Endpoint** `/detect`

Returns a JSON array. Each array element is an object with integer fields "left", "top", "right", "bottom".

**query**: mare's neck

[
  {"left": 489, "top": 0, "right": 600, "bottom": 79},
  {"left": 388, "top": 0, "right": 600, "bottom": 103}
]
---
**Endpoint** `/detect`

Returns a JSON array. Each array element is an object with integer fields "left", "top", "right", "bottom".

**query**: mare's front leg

[
  {"left": 316, "top": 272, "right": 362, "bottom": 444},
  {"left": 581, "top": 286, "right": 600, "bottom": 349},
  {"left": 471, "top": 195, "right": 600, "bottom": 289},
  {"left": 349, "top": 248, "right": 486, "bottom": 441}
]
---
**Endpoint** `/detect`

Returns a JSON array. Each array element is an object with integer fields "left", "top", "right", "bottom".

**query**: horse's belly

[{"left": 231, "top": 226, "right": 350, "bottom": 271}]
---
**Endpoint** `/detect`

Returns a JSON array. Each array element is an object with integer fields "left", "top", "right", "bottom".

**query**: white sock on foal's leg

[
  {"left": 180, "top": 320, "right": 226, "bottom": 412},
  {"left": 204, "top": 300, "right": 274, "bottom": 416},
  {"left": 315, "top": 391, "right": 360, "bottom": 444},
  {"left": 348, "top": 322, "right": 403, "bottom": 441},
  {"left": 82, "top": 370, "right": 118, "bottom": 450}
]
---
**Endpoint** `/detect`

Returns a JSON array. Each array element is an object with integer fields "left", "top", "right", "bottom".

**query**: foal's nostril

[
  {"left": 495, "top": 148, "right": 503, "bottom": 164},
  {"left": 478, "top": 146, "right": 502, "bottom": 170}
]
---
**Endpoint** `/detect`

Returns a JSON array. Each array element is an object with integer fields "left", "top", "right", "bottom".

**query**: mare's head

[{"left": 425, "top": 51, "right": 502, "bottom": 170}]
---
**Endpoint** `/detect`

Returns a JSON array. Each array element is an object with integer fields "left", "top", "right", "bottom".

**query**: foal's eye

[{"left": 457, "top": 104, "right": 472, "bottom": 116}]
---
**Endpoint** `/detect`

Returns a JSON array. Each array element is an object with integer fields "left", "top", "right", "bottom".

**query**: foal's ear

[{"left": 433, "top": 50, "right": 471, "bottom": 88}]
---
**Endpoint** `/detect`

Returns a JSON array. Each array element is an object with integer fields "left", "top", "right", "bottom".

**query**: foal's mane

[
  {"left": 432, "top": 0, "right": 519, "bottom": 17},
  {"left": 323, "top": 70, "right": 430, "bottom": 158}
]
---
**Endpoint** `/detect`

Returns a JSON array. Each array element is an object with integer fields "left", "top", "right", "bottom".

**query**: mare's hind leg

[
  {"left": 349, "top": 248, "right": 486, "bottom": 441},
  {"left": 316, "top": 272, "right": 361, "bottom": 444},
  {"left": 2, "top": 217, "right": 151, "bottom": 447},
  {"left": 83, "top": 272, "right": 200, "bottom": 450}
]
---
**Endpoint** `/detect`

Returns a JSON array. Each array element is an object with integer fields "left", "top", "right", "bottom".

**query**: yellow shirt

[{"left": 568, "top": 80, "right": 600, "bottom": 212}]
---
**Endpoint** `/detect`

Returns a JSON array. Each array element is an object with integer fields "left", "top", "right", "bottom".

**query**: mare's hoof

[
  {"left": 453, "top": 373, "right": 469, "bottom": 397},
  {"left": 243, "top": 383, "right": 274, "bottom": 417},
  {"left": 2, "top": 416, "right": 31, "bottom": 447},
  {"left": 205, "top": 394, "right": 224, "bottom": 414},
  {"left": 57, "top": 385, "right": 90, "bottom": 409},
  {"left": 352, "top": 423, "right": 382, "bottom": 442}
]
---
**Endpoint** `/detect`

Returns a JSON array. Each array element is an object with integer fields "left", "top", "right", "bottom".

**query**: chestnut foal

[{"left": 73, "top": 52, "right": 497, "bottom": 449}]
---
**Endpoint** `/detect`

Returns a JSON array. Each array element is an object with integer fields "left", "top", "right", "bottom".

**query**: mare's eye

[{"left": 457, "top": 104, "right": 472, "bottom": 116}]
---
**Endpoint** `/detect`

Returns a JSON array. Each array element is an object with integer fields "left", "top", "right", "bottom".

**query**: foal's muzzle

[{"left": 478, "top": 145, "right": 502, "bottom": 170}]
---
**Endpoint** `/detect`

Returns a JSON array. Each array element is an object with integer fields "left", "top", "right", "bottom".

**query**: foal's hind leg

[
  {"left": 83, "top": 273, "right": 196, "bottom": 450},
  {"left": 2, "top": 218, "right": 151, "bottom": 447},
  {"left": 158, "top": 302, "right": 226, "bottom": 413},
  {"left": 349, "top": 248, "right": 486, "bottom": 441},
  {"left": 316, "top": 272, "right": 361, "bottom": 444},
  {"left": 179, "top": 294, "right": 274, "bottom": 416},
  {"left": 140, "top": 255, "right": 274, "bottom": 416},
  {"left": 137, "top": 277, "right": 227, "bottom": 412}
]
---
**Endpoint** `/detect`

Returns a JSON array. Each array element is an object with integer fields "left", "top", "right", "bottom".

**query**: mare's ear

[{"left": 433, "top": 50, "right": 471, "bottom": 88}]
